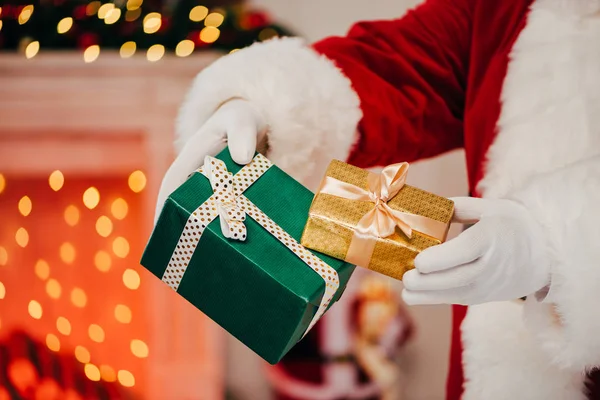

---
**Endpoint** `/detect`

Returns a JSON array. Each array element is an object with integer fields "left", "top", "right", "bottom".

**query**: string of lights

[{"left": 0, "top": 0, "right": 293, "bottom": 62}]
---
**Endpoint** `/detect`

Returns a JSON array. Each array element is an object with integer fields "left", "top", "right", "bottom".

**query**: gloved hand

[
  {"left": 401, "top": 197, "right": 552, "bottom": 306},
  {"left": 154, "top": 99, "right": 265, "bottom": 222}
]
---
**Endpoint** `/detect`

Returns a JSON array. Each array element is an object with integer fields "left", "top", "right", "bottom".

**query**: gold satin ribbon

[{"left": 317, "top": 162, "right": 448, "bottom": 268}]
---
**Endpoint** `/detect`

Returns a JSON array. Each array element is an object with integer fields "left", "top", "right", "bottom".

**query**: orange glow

[
  {"left": 112, "top": 236, "right": 130, "bottom": 258},
  {"left": 49, "top": 170, "right": 64, "bottom": 191},
  {"left": 94, "top": 250, "right": 111, "bottom": 272},
  {"left": 35, "top": 259, "right": 50, "bottom": 280},
  {"left": 0, "top": 246, "right": 7, "bottom": 266},
  {"left": 96, "top": 215, "right": 113, "bottom": 237},
  {"left": 0, "top": 173, "right": 5, "bottom": 194},
  {"left": 117, "top": 370, "right": 135, "bottom": 387},
  {"left": 88, "top": 324, "right": 105, "bottom": 342},
  {"left": 84, "top": 364, "right": 101, "bottom": 381},
  {"left": 114, "top": 304, "right": 132, "bottom": 323},
  {"left": 18, "top": 196, "right": 32, "bottom": 216},
  {"left": 35, "top": 378, "right": 61, "bottom": 400},
  {"left": 63, "top": 389, "right": 83, "bottom": 400},
  {"left": 28, "top": 300, "right": 42, "bottom": 319},
  {"left": 45, "top": 278, "right": 62, "bottom": 299},
  {"left": 70, "top": 287, "right": 87, "bottom": 308},
  {"left": 60, "top": 242, "right": 76, "bottom": 264},
  {"left": 122, "top": 269, "right": 140, "bottom": 290},
  {"left": 64, "top": 205, "right": 80, "bottom": 226},
  {"left": 8, "top": 358, "right": 38, "bottom": 392},
  {"left": 0, "top": 387, "right": 10, "bottom": 400},
  {"left": 128, "top": 170, "right": 146, "bottom": 193},
  {"left": 130, "top": 339, "right": 149, "bottom": 358},
  {"left": 74, "top": 346, "right": 90, "bottom": 363},
  {"left": 100, "top": 365, "right": 117, "bottom": 382},
  {"left": 111, "top": 198, "right": 128, "bottom": 219},
  {"left": 15, "top": 227, "right": 29, "bottom": 247},
  {"left": 0, "top": 281, "right": 5, "bottom": 299},
  {"left": 56, "top": 316, "right": 71, "bottom": 335},
  {"left": 46, "top": 333, "right": 60, "bottom": 352},
  {"left": 83, "top": 187, "right": 100, "bottom": 209}
]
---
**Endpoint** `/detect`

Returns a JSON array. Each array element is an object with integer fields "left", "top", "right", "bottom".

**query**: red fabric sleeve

[{"left": 312, "top": 0, "right": 474, "bottom": 168}]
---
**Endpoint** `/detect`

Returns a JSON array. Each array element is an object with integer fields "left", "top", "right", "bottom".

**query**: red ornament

[
  {"left": 187, "top": 31, "right": 206, "bottom": 47},
  {"left": 159, "top": 16, "right": 171, "bottom": 33},
  {"left": 77, "top": 32, "right": 99, "bottom": 49},
  {"left": 240, "top": 11, "right": 270, "bottom": 30}
]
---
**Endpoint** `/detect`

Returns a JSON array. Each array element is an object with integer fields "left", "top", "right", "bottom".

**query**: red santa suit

[{"left": 175, "top": 0, "right": 600, "bottom": 398}]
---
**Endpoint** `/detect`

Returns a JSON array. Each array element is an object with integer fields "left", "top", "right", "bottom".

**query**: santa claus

[{"left": 157, "top": 0, "right": 600, "bottom": 398}]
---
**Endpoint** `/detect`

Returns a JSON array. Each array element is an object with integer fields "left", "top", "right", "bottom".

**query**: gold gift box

[{"left": 301, "top": 160, "right": 454, "bottom": 280}]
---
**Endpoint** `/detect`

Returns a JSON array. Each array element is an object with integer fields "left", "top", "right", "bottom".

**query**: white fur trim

[
  {"left": 462, "top": 302, "right": 586, "bottom": 400},
  {"left": 467, "top": 0, "right": 600, "bottom": 390},
  {"left": 176, "top": 37, "right": 362, "bottom": 189}
]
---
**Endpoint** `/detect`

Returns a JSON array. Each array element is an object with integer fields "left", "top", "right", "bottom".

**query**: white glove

[
  {"left": 154, "top": 99, "right": 265, "bottom": 223},
  {"left": 401, "top": 197, "right": 552, "bottom": 306}
]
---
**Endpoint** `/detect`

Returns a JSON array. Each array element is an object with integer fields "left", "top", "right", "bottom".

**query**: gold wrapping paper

[{"left": 301, "top": 160, "right": 454, "bottom": 280}]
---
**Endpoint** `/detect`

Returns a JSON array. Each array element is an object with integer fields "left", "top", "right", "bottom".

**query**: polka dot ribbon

[{"left": 161, "top": 154, "right": 340, "bottom": 336}]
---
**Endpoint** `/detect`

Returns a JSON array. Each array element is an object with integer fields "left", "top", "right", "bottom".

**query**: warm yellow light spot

[
  {"left": 0, "top": 282, "right": 5, "bottom": 299},
  {"left": 94, "top": 251, "right": 111, "bottom": 272},
  {"left": 112, "top": 237, "right": 130, "bottom": 258},
  {"left": 111, "top": 198, "right": 128, "bottom": 220},
  {"left": 229, "top": 48, "right": 239, "bottom": 54},
  {"left": 49, "top": 170, "right": 64, "bottom": 191},
  {"left": 100, "top": 365, "right": 116, "bottom": 382},
  {"left": 259, "top": 28, "right": 278, "bottom": 42},
  {"left": 0, "top": 173, "right": 5, "bottom": 194},
  {"left": 83, "top": 187, "right": 100, "bottom": 209},
  {"left": 45, "top": 279, "right": 61, "bottom": 299},
  {"left": 25, "top": 41, "right": 39, "bottom": 59},
  {"left": 46, "top": 334, "right": 60, "bottom": 352},
  {"left": 71, "top": 287, "right": 87, "bottom": 308},
  {"left": 189, "top": 5, "right": 208, "bottom": 22},
  {"left": 57, "top": 17, "right": 73, "bottom": 34},
  {"left": 18, "top": 196, "right": 32, "bottom": 216},
  {"left": 175, "top": 40, "right": 194, "bottom": 57},
  {"left": 56, "top": 317, "right": 71, "bottom": 335},
  {"left": 83, "top": 45, "right": 100, "bottom": 63},
  {"left": 117, "top": 370, "right": 135, "bottom": 387},
  {"left": 74, "top": 346, "right": 90, "bottom": 363},
  {"left": 204, "top": 12, "right": 224, "bottom": 28},
  {"left": 122, "top": 269, "right": 140, "bottom": 290},
  {"left": 60, "top": 242, "right": 76, "bottom": 264},
  {"left": 126, "top": 0, "right": 143, "bottom": 10},
  {"left": 35, "top": 259, "right": 50, "bottom": 280},
  {"left": 84, "top": 364, "right": 101, "bottom": 381},
  {"left": 128, "top": 170, "right": 146, "bottom": 192},
  {"left": 114, "top": 304, "right": 132, "bottom": 323},
  {"left": 15, "top": 227, "right": 29, "bottom": 248},
  {"left": 104, "top": 8, "right": 121, "bottom": 24},
  {"left": 199, "top": 26, "right": 220, "bottom": 44},
  {"left": 0, "top": 21, "right": 3, "bottom": 32},
  {"left": 119, "top": 41, "right": 136, "bottom": 58},
  {"left": 95, "top": 216, "right": 113, "bottom": 238},
  {"left": 0, "top": 7, "right": 3, "bottom": 17},
  {"left": 28, "top": 300, "right": 42, "bottom": 319},
  {"left": 125, "top": 8, "right": 141, "bottom": 21},
  {"left": 97, "top": 3, "right": 114, "bottom": 19},
  {"left": 88, "top": 324, "right": 105, "bottom": 343},
  {"left": 86, "top": 1, "right": 101, "bottom": 16},
  {"left": 18, "top": 5, "right": 34, "bottom": 25},
  {"left": 0, "top": 247, "right": 7, "bottom": 266},
  {"left": 130, "top": 339, "right": 149, "bottom": 358},
  {"left": 143, "top": 12, "right": 161, "bottom": 34},
  {"left": 64, "top": 205, "right": 79, "bottom": 227},
  {"left": 146, "top": 44, "right": 164, "bottom": 62}
]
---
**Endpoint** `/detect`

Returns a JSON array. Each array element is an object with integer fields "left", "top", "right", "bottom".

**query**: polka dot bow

[{"left": 203, "top": 156, "right": 247, "bottom": 241}]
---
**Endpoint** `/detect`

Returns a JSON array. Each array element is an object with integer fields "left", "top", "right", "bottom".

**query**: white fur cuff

[{"left": 176, "top": 37, "right": 362, "bottom": 188}]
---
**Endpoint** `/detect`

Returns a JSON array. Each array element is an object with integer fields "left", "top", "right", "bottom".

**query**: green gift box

[{"left": 141, "top": 149, "right": 355, "bottom": 364}]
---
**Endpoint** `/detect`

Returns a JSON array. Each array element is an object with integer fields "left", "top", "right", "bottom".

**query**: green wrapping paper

[{"left": 141, "top": 149, "right": 355, "bottom": 364}]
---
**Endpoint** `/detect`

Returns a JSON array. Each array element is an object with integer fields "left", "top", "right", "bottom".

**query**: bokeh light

[
  {"left": 96, "top": 216, "right": 113, "bottom": 237},
  {"left": 117, "top": 370, "right": 135, "bottom": 387},
  {"left": 57, "top": 316, "right": 71, "bottom": 335},
  {"left": 111, "top": 198, "right": 128, "bottom": 220},
  {"left": 83, "top": 45, "right": 100, "bottom": 63},
  {"left": 25, "top": 41, "right": 40, "bottom": 59},
  {"left": 0, "top": 173, "right": 5, "bottom": 193},
  {"left": 16, "top": 227, "right": 29, "bottom": 247},
  {"left": 57, "top": 17, "right": 73, "bottom": 34},
  {"left": 104, "top": 8, "right": 121, "bottom": 24},
  {"left": 200, "top": 26, "right": 220, "bottom": 43},
  {"left": 35, "top": 379, "right": 61, "bottom": 400},
  {"left": 88, "top": 324, "right": 105, "bottom": 342},
  {"left": 45, "top": 278, "right": 62, "bottom": 299},
  {"left": 64, "top": 205, "right": 80, "bottom": 226},
  {"left": 83, "top": 187, "right": 100, "bottom": 209},
  {"left": 114, "top": 304, "right": 132, "bottom": 323},
  {"left": 46, "top": 333, "right": 60, "bottom": 352},
  {"left": 0, "top": 247, "right": 7, "bottom": 266},
  {"left": 49, "top": 170, "right": 64, "bottom": 191},
  {"left": 8, "top": 358, "right": 37, "bottom": 393},
  {"left": 143, "top": 12, "right": 161, "bottom": 34},
  {"left": 18, "top": 5, "right": 34, "bottom": 25},
  {"left": 18, "top": 196, "right": 32, "bottom": 216},
  {"left": 74, "top": 346, "right": 90, "bottom": 363},
  {"left": 35, "top": 259, "right": 50, "bottom": 280},
  {"left": 112, "top": 237, "right": 130, "bottom": 258},
  {"left": 71, "top": 287, "right": 87, "bottom": 308},
  {"left": 84, "top": 364, "right": 101, "bottom": 381},
  {"left": 120, "top": 41, "right": 136, "bottom": 58},
  {"left": 28, "top": 300, "right": 42, "bottom": 319},
  {"left": 86, "top": 1, "right": 101, "bottom": 16},
  {"left": 128, "top": 170, "right": 146, "bottom": 192},
  {"left": 122, "top": 269, "right": 140, "bottom": 290},
  {"left": 97, "top": 3, "right": 114, "bottom": 19},
  {"left": 94, "top": 250, "right": 111, "bottom": 272},
  {"left": 189, "top": 5, "right": 208, "bottom": 22},
  {"left": 60, "top": 242, "right": 76, "bottom": 264},
  {"left": 176, "top": 40, "right": 195, "bottom": 57},
  {"left": 100, "top": 365, "right": 117, "bottom": 382},
  {"left": 126, "top": 0, "right": 143, "bottom": 10},
  {"left": 204, "top": 12, "right": 224, "bottom": 28},
  {"left": 0, "top": 282, "right": 5, "bottom": 299},
  {"left": 130, "top": 339, "right": 149, "bottom": 358},
  {"left": 146, "top": 44, "right": 165, "bottom": 62}
]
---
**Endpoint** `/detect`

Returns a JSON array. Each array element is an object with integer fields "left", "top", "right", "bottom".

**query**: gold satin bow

[{"left": 318, "top": 162, "right": 447, "bottom": 268}]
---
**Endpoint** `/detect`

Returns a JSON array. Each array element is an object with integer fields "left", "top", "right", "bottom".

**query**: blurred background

[{"left": 0, "top": 0, "right": 467, "bottom": 399}]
